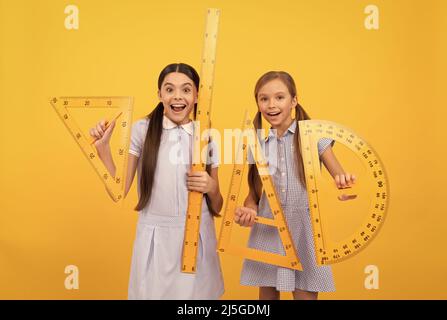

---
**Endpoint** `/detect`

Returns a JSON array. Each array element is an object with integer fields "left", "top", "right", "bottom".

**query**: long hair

[
  {"left": 248, "top": 71, "right": 311, "bottom": 204},
  {"left": 135, "top": 63, "right": 218, "bottom": 216}
]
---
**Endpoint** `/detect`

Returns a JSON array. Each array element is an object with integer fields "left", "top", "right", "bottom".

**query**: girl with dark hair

[
  {"left": 89, "top": 63, "right": 224, "bottom": 299},
  {"left": 234, "top": 71, "right": 356, "bottom": 300}
]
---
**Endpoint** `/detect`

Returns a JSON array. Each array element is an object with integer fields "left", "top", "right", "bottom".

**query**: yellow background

[{"left": 1, "top": 0, "right": 445, "bottom": 299}]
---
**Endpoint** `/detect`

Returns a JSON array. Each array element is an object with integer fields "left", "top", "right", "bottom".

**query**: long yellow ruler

[
  {"left": 181, "top": 8, "right": 220, "bottom": 273},
  {"left": 217, "top": 111, "right": 303, "bottom": 271},
  {"left": 299, "top": 120, "right": 389, "bottom": 265},
  {"left": 50, "top": 96, "right": 133, "bottom": 202}
]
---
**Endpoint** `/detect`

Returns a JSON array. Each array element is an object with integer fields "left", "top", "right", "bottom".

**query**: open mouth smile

[
  {"left": 170, "top": 104, "right": 187, "bottom": 112},
  {"left": 267, "top": 111, "right": 281, "bottom": 117}
]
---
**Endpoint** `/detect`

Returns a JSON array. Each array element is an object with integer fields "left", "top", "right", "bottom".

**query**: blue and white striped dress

[{"left": 240, "top": 120, "right": 336, "bottom": 292}]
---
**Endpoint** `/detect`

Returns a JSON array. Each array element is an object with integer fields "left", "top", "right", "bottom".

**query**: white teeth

[
  {"left": 171, "top": 104, "right": 186, "bottom": 112},
  {"left": 268, "top": 112, "right": 280, "bottom": 116}
]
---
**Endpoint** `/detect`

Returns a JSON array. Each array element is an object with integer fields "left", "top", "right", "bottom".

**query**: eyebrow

[
  {"left": 163, "top": 82, "right": 193, "bottom": 87},
  {"left": 258, "top": 91, "right": 287, "bottom": 97}
]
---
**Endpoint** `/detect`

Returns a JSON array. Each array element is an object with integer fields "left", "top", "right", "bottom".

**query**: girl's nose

[{"left": 174, "top": 90, "right": 182, "bottom": 100}]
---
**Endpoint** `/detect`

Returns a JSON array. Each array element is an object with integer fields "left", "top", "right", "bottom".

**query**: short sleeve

[
  {"left": 129, "top": 118, "right": 149, "bottom": 157},
  {"left": 317, "top": 137, "right": 335, "bottom": 156},
  {"left": 206, "top": 139, "right": 220, "bottom": 168}
]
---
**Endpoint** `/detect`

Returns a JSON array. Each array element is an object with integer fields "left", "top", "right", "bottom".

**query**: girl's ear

[
  {"left": 158, "top": 90, "right": 162, "bottom": 102},
  {"left": 292, "top": 96, "right": 298, "bottom": 109}
]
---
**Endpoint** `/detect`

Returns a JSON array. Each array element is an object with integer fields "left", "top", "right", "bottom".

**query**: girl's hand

[
  {"left": 89, "top": 119, "right": 116, "bottom": 150},
  {"left": 186, "top": 170, "right": 216, "bottom": 194},
  {"left": 234, "top": 206, "right": 257, "bottom": 227},
  {"left": 335, "top": 173, "right": 357, "bottom": 201}
]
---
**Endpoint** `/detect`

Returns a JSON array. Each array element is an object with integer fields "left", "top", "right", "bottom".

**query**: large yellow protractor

[
  {"left": 50, "top": 96, "right": 133, "bottom": 203},
  {"left": 299, "top": 120, "right": 389, "bottom": 265},
  {"left": 181, "top": 8, "right": 220, "bottom": 273},
  {"left": 218, "top": 111, "right": 302, "bottom": 270},
  {"left": 218, "top": 116, "right": 389, "bottom": 270}
]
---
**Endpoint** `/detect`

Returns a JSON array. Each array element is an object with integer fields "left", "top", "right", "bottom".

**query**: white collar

[
  {"left": 162, "top": 115, "right": 194, "bottom": 136},
  {"left": 265, "top": 120, "right": 297, "bottom": 141}
]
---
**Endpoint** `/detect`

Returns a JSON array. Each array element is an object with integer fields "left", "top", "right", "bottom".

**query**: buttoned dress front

[
  {"left": 127, "top": 115, "right": 224, "bottom": 300},
  {"left": 240, "top": 120, "right": 336, "bottom": 292}
]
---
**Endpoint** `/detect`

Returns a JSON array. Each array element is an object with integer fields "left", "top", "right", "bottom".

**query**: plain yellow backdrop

[{"left": 0, "top": 0, "right": 445, "bottom": 299}]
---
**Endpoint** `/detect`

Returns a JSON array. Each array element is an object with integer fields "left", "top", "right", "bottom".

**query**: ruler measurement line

[
  {"left": 218, "top": 111, "right": 302, "bottom": 271},
  {"left": 299, "top": 120, "right": 389, "bottom": 265},
  {"left": 181, "top": 8, "right": 221, "bottom": 273},
  {"left": 50, "top": 96, "right": 133, "bottom": 203}
]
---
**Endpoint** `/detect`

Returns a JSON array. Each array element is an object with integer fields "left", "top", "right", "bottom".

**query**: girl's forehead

[
  {"left": 258, "top": 79, "right": 289, "bottom": 95},
  {"left": 162, "top": 72, "right": 194, "bottom": 86}
]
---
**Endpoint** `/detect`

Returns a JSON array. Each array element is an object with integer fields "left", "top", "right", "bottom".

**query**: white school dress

[
  {"left": 240, "top": 121, "right": 336, "bottom": 292},
  {"left": 127, "top": 115, "right": 224, "bottom": 300}
]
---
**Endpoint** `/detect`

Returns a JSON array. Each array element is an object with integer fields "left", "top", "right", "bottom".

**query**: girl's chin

[
  {"left": 266, "top": 117, "right": 282, "bottom": 126},
  {"left": 166, "top": 112, "right": 190, "bottom": 124}
]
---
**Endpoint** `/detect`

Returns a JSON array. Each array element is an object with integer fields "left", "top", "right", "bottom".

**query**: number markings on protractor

[
  {"left": 181, "top": 8, "right": 220, "bottom": 273},
  {"left": 299, "top": 120, "right": 389, "bottom": 265},
  {"left": 50, "top": 96, "right": 133, "bottom": 202},
  {"left": 218, "top": 111, "right": 302, "bottom": 271}
]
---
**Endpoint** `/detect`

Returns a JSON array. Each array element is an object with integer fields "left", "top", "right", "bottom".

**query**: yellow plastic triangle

[
  {"left": 218, "top": 110, "right": 303, "bottom": 271},
  {"left": 50, "top": 96, "right": 133, "bottom": 203}
]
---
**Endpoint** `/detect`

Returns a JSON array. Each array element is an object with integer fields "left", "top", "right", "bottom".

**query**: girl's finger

[
  {"left": 104, "top": 120, "right": 115, "bottom": 134},
  {"left": 187, "top": 171, "right": 205, "bottom": 177},
  {"left": 186, "top": 179, "right": 206, "bottom": 185},
  {"left": 335, "top": 175, "right": 341, "bottom": 188},
  {"left": 111, "top": 119, "right": 116, "bottom": 128},
  {"left": 345, "top": 173, "right": 352, "bottom": 186},
  {"left": 96, "top": 123, "right": 104, "bottom": 136},
  {"left": 241, "top": 207, "right": 254, "bottom": 216},
  {"left": 239, "top": 213, "right": 245, "bottom": 226},
  {"left": 187, "top": 186, "right": 203, "bottom": 193},
  {"left": 100, "top": 119, "right": 107, "bottom": 131},
  {"left": 93, "top": 128, "right": 101, "bottom": 139},
  {"left": 243, "top": 213, "right": 250, "bottom": 227},
  {"left": 187, "top": 181, "right": 206, "bottom": 188},
  {"left": 245, "top": 213, "right": 253, "bottom": 227},
  {"left": 348, "top": 173, "right": 356, "bottom": 186},
  {"left": 234, "top": 208, "right": 242, "bottom": 222},
  {"left": 339, "top": 174, "right": 347, "bottom": 188},
  {"left": 248, "top": 212, "right": 255, "bottom": 227},
  {"left": 235, "top": 207, "right": 242, "bottom": 217},
  {"left": 187, "top": 176, "right": 206, "bottom": 182},
  {"left": 243, "top": 211, "right": 252, "bottom": 227},
  {"left": 243, "top": 216, "right": 250, "bottom": 227},
  {"left": 338, "top": 194, "right": 357, "bottom": 201}
]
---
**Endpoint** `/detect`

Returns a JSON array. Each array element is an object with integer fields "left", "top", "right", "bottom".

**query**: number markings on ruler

[
  {"left": 218, "top": 111, "right": 302, "bottom": 271},
  {"left": 50, "top": 96, "right": 133, "bottom": 202},
  {"left": 181, "top": 8, "right": 220, "bottom": 273},
  {"left": 299, "top": 120, "right": 389, "bottom": 265}
]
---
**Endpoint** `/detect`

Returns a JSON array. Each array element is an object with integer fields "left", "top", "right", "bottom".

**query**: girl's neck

[
  {"left": 272, "top": 117, "right": 294, "bottom": 138},
  {"left": 165, "top": 114, "right": 192, "bottom": 126},
  {"left": 176, "top": 118, "right": 192, "bottom": 125}
]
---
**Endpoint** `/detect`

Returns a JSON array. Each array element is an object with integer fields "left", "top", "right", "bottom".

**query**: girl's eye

[
  {"left": 277, "top": 96, "right": 284, "bottom": 100},
  {"left": 260, "top": 97, "right": 267, "bottom": 102},
  {"left": 183, "top": 88, "right": 191, "bottom": 93},
  {"left": 166, "top": 88, "right": 173, "bottom": 93}
]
